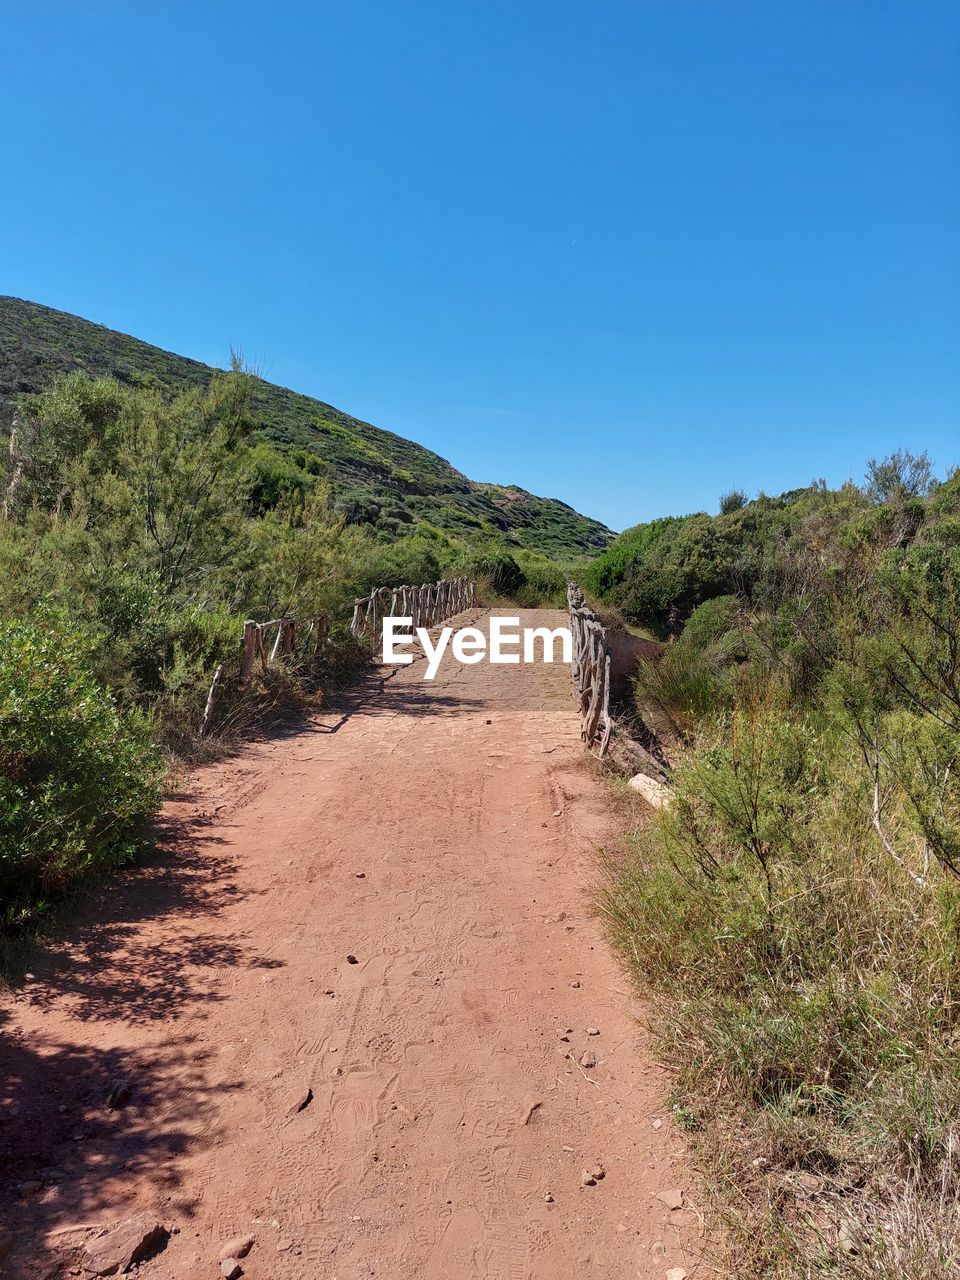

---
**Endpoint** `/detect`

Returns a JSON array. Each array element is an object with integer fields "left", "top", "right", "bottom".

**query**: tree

[
  {"left": 865, "top": 449, "right": 937, "bottom": 504},
  {"left": 719, "top": 488, "right": 747, "bottom": 514}
]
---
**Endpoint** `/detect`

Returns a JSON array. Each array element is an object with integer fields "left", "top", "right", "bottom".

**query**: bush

[
  {"left": 633, "top": 595, "right": 746, "bottom": 738},
  {"left": 602, "top": 701, "right": 960, "bottom": 1274},
  {"left": 460, "top": 550, "right": 526, "bottom": 597},
  {"left": 678, "top": 593, "right": 743, "bottom": 652},
  {"left": 603, "top": 477, "right": 960, "bottom": 1274},
  {"left": 633, "top": 642, "right": 729, "bottom": 740},
  {"left": 0, "top": 617, "right": 164, "bottom": 934},
  {"left": 720, "top": 488, "right": 748, "bottom": 514},
  {"left": 511, "top": 556, "right": 567, "bottom": 607}
]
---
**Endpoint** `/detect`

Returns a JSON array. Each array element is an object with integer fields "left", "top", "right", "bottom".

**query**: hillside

[{"left": 0, "top": 297, "right": 612, "bottom": 558}]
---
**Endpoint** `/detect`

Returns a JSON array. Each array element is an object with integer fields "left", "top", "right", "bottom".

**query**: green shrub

[
  {"left": 602, "top": 703, "right": 960, "bottom": 1273},
  {"left": 678, "top": 593, "right": 743, "bottom": 653},
  {"left": 0, "top": 617, "right": 164, "bottom": 934},
  {"left": 460, "top": 550, "right": 526, "bottom": 597},
  {"left": 633, "top": 642, "right": 729, "bottom": 740},
  {"left": 720, "top": 488, "right": 748, "bottom": 514},
  {"left": 510, "top": 556, "right": 566, "bottom": 607}
]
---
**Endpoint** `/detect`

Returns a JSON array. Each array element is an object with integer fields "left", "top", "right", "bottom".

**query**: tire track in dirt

[{"left": 0, "top": 609, "right": 698, "bottom": 1279}]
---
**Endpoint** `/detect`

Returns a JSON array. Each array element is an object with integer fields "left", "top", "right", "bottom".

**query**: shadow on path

[{"left": 0, "top": 804, "right": 281, "bottom": 1273}]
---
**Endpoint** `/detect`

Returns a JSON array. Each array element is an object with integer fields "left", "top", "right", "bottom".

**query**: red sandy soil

[{"left": 1, "top": 609, "right": 699, "bottom": 1279}]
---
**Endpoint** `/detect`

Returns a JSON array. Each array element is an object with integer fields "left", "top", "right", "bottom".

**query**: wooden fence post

[
  {"left": 199, "top": 663, "right": 224, "bottom": 737},
  {"left": 240, "top": 621, "right": 259, "bottom": 685},
  {"left": 567, "top": 583, "right": 613, "bottom": 755},
  {"left": 281, "top": 617, "right": 296, "bottom": 658}
]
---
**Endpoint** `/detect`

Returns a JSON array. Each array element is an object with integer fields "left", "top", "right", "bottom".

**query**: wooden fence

[
  {"left": 350, "top": 576, "right": 476, "bottom": 639},
  {"left": 200, "top": 579, "right": 477, "bottom": 735},
  {"left": 567, "top": 583, "right": 613, "bottom": 756},
  {"left": 239, "top": 614, "right": 330, "bottom": 686},
  {"left": 199, "top": 614, "right": 330, "bottom": 737}
]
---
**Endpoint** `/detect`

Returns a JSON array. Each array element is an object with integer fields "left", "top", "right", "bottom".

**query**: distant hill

[{"left": 0, "top": 297, "right": 612, "bottom": 558}]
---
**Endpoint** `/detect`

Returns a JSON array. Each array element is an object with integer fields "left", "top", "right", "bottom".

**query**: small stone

[
  {"left": 218, "top": 1236, "right": 254, "bottom": 1262},
  {"left": 590, "top": 1164, "right": 605, "bottom": 1181},
  {"left": 580, "top": 1169, "right": 596, "bottom": 1187},
  {"left": 553, "top": 810, "right": 562, "bottom": 817},
  {"left": 628, "top": 772, "right": 673, "bottom": 810},
  {"left": 585, "top": 1027, "right": 600, "bottom": 1036},
  {"left": 838, "top": 1221, "right": 856, "bottom": 1254},
  {"left": 797, "top": 1173, "right": 821, "bottom": 1193},
  {"left": 106, "top": 1080, "right": 131, "bottom": 1109},
  {"left": 651, "top": 1118, "right": 663, "bottom": 1130},
  {"left": 569, "top": 980, "right": 580, "bottom": 988},
  {"left": 655, "top": 1188, "right": 685, "bottom": 1211},
  {"left": 579, "top": 1051, "right": 597, "bottom": 1069},
  {"left": 355, "top": 872, "right": 365, "bottom": 879},
  {"left": 346, "top": 955, "right": 359, "bottom": 965},
  {"left": 220, "top": 1261, "right": 242, "bottom": 1280},
  {"left": 649, "top": 1240, "right": 666, "bottom": 1259},
  {"left": 82, "top": 1215, "right": 168, "bottom": 1276},
  {"left": 544, "top": 1192, "right": 554, "bottom": 1203},
  {"left": 666, "top": 1269, "right": 688, "bottom": 1280},
  {"left": 286, "top": 1087, "right": 313, "bottom": 1117}
]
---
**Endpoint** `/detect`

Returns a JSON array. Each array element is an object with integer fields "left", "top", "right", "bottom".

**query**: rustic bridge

[{"left": 204, "top": 576, "right": 616, "bottom": 757}]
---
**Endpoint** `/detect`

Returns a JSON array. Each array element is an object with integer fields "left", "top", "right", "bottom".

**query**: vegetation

[
  {"left": 0, "top": 295, "right": 610, "bottom": 937},
  {"left": 598, "top": 456, "right": 960, "bottom": 1276},
  {"left": 0, "top": 617, "right": 163, "bottom": 936},
  {"left": 0, "top": 296, "right": 612, "bottom": 559},
  {"left": 0, "top": 334, "right": 590, "bottom": 940}
]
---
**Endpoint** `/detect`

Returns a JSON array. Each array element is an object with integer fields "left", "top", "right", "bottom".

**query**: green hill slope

[{"left": 0, "top": 297, "right": 612, "bottom": 558}]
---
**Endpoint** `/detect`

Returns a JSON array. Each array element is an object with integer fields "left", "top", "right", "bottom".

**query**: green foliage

[
  {"left": 0, "top": 364, "right": 489, "bottom": 932},
  {"left": 603, "top": 457, "right": 960, "bottom": 1275},
  {"left": 0, "top": 616, "right": 163, "bottom": 933},
  {"left": 0, "top": 352, "right": 582, "bottom": 934},
  {"left": 583, "top": 514, "right": 688, "bottom": 601},
  {"left": 1, "top": 296, "right": 613, "bottom": 560},
  {"left": 460, "top": 550, "right": 526, "bottom": 596},
  {"left": 720, "top": 487, "right": 748, "bottom": 514},
  {"left": 633, "top": 595, "right": 747, "bottom": 737},
  {"left": 865, "top": 448, "right": 937, "bottom": 504},
  {"left": 587, "top": 484, "right": 861, "bottom": 635}
]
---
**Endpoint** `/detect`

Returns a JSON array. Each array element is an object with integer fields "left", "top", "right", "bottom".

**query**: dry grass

[{"left": 599, "top": 711, "right": 960, "bottom": 1278}]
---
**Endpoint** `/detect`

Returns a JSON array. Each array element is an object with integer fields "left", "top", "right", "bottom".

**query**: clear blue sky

[{"left": 2, "top": 1, "right": 958, "bottom": 531}]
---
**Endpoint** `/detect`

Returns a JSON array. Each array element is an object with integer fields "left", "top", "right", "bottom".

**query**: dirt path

[{"left": 1, "top": 609, "right": 697, "bottom": 1279}]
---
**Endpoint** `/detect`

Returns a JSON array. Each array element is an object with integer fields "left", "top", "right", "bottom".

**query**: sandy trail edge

[{"left": 1, "top": 608, "right": 699, "bottom": 1279}]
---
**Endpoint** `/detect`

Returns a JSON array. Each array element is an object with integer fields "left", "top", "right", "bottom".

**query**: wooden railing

[
  {"left": 199, "top": 614, "right": 329, "bottom": 737},
  {"left": 568, "top": 583, "right": 613, "bottom": 756},
  {"left": 350, "top": 577, "right": 476, "bottom": 639},
  {"left": 239, "top": 615, "right": 329, "bottom": 686},
  {"left": 200, "top": 579, "right": 476, "bottom": 738}
]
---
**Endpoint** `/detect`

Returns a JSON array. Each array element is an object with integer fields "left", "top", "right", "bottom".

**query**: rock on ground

[{"left": 82, "top": 1215, "right": 168, "bottom": 1276}]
